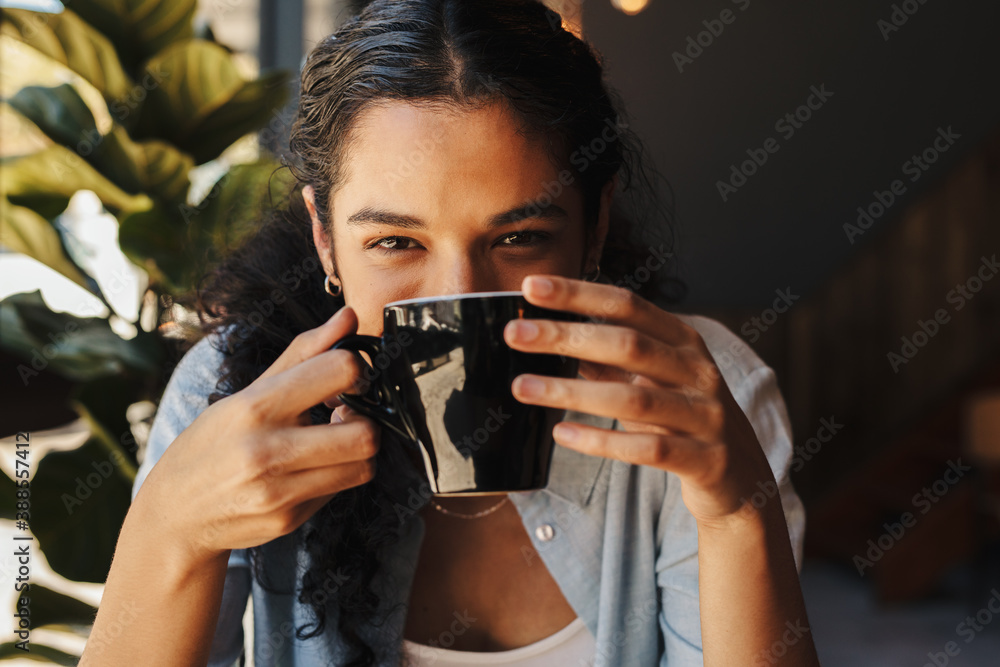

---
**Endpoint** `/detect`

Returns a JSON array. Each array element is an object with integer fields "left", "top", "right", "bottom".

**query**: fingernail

[
  {"left": 553, "top": 423, "right": 578, "bottom": 443},
  {"left": 514, "top": 375, "right": 544, "bottom": 397},
  {"left": 527, "top": 276, "right": 553, "bottom": 297},
  {"left": 507, "top": 319, "right": 538, "bottom": 341}
]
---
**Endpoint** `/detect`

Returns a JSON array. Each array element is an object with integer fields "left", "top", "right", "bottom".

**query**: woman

[{"left": 82, "top": 1, "right": 819, "bottom": 665}]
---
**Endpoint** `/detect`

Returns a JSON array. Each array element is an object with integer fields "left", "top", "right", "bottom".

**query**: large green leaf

[
  {"left": 70, "top": 375, "right": 155, "bottom": 473},
  {"left": 69, "top": 0, "right": 197, "bottom": 76},
  {"left": 118, "top": 204, "right": 191, "bottom": 292},
  {"left": 29, "top": 435, "right": 132, "bottom": 583},
  {"left": 8, "top": 85, "right": 194, "bottom": 206},
  {"left": 187, "top": 160, "right": 295, "bottom": 248},
  {"left": 0, "top": 290, "right": 160, "bottom": 383},
  {"left": 0, "top": 201, "right": 90, "bottom": 289},
  {"left": 0, "top": 8, "right": 133, "bottom": 107},
  {"left": 0, "top": 641, "right": 79, "bottom": 664},
  {"left": 0, "top": 469, "right": 17, "bottom": 520},
  {"left": 132, "top": 40, "right": 291, "bottom": 163},
  {"left": 120, "top": 161, "right": 294, "bottom": 293},
  {"left": 6, "top": 84, "right": 99, "bottom": 149},
  {"left": 97, "top": 128, "right": 193, "bottom": 206},
  {"left": 1, "top": 145, "right": 152, "bottom": 216},
  {"left": 10, "top": 585, "right": 98, "bottom": 629},
  {"left": 187, "top": 69, "right": 290, "bottom": 163}
]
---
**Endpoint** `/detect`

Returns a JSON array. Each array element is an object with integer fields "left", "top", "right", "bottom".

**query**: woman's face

[{"left": 306, "top": 100, "right": 613, "bottom": 336}]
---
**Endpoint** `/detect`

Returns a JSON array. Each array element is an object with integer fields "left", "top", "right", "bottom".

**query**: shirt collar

[{"left": 539, "top": 409, "right": 614, "bottom": 507}]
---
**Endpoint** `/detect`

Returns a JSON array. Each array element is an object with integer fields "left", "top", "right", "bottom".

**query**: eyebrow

[{"left": 345, "top": 200, "right": 570, "bottom": 230}]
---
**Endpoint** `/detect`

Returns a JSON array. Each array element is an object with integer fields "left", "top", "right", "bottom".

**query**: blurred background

[{"left": 1, "top": 0, "right": 999, "bottom": 664}]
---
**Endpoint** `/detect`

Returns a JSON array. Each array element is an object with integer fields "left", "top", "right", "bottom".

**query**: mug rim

[{"left": 385, "top": 290, "right": 524, "bottom": 308}]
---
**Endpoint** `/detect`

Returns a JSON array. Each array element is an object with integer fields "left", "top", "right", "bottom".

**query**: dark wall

[{"left": 583, "top": 0, "right": 1000, "bottom": 308}]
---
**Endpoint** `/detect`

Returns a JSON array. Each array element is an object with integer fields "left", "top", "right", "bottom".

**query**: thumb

[{"left": 331, "top": 404, "right": 356, "bottom": 424}]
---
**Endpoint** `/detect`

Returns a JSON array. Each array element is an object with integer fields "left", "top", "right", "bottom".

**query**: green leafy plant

[{"left": 0, "top": 1, "right": 295, "bottom": 658}]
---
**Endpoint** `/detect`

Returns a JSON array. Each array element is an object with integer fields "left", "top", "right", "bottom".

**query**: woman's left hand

[{"left": 503, "top": 274, "right": 778, "bottom": 527}]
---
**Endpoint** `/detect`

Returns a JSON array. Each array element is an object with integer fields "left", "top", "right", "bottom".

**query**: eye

[
  {"left": 497, "top": 230, "right": 552, "bottom": 247},
  {"left": 366, "top": 236, "right": 419, "bottom": 252}
]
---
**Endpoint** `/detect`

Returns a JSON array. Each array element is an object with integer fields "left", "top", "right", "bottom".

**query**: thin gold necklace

[{"left": 429, "top": 496, "right": 509, "bottom": 519}]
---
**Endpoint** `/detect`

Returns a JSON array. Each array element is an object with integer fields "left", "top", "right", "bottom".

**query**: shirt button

[{"left": 535, "top": 524, "right": 555, "bottom": 541}]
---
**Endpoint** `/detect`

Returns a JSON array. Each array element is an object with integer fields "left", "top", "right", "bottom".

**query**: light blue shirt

[{"left": 132, "top": 313, "right": 806, "bottom": 666}]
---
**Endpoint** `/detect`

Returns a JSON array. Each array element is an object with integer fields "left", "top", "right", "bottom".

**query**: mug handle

[{"left": 329, "top": 334, "right": 413, "bottom": 442}]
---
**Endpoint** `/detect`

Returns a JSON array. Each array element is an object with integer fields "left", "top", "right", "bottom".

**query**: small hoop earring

[
  {"left": 583, "top": 265, "right": 601, "bottom": 282},
  {"left": 324, "top": 274, "right": 342, "bottom": 297}
]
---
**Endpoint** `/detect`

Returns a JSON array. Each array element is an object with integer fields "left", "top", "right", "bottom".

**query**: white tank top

[{"left": 401, "top": 616, "right": 595, "bottom": 666}]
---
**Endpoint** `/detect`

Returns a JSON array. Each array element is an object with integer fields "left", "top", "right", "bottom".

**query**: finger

[
  {"left": 511, "top": 374, "right": 720, "bottom": 436},
  {"left": 289, "top": 492, "right": 338, "bottom": 526},
  {"left": 258, "top": 306, "right": 359, "bottom": 381},
  {"left": 264, "top": 418, "right": 380, "bottom": 475},
  {"left": 248, "top": 347, "right": 367, "bottom": 423},
  {"left": 549, "top": 420, "right": 707, "bottom": 477},
  {"left": 577, "top": 359, "right": 631, "bottom": 384},
  {"left": 519, "top": 274, "right": 694, "bottom": 346},
  {"left": 329, "top": 403, "right": 357, "bottom": 424},
  {"left": 503, "top": 318, "right": 704, "bottom": 387},
  {"left": 292, "top": 492, "right": 339, "bottom": 523},
  {"left": 273, "top": 458, "right": 378, "bottom": 508}
]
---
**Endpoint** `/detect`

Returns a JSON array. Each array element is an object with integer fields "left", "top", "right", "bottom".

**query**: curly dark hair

[{"left": 189, "top": 0, "right": 686, "bottom": 664}]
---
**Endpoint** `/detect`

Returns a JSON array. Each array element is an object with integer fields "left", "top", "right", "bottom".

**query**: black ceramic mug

[{"left": 330, "top": 291, "right": 583, "bottom": 495}]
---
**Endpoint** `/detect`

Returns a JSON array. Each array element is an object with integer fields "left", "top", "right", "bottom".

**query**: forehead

[{"left": 333, "top": 100, "right": 571, "bottom": 216}]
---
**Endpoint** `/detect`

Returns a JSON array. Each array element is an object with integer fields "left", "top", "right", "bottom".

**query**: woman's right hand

[{"left": 134, "top": 305, "right": 380, "bottom": 562}]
